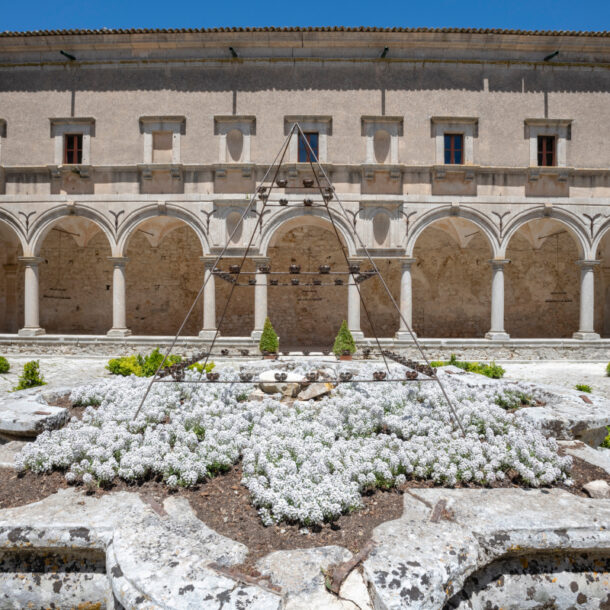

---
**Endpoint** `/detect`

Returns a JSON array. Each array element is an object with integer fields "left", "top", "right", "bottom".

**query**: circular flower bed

[{"left": 17, "top": 363, "right": 571, "bottom": 526}]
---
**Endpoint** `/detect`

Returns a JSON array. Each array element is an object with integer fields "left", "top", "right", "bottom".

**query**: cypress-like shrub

[
  {"left": 333, "top": 320, "right": 356, "bottom": 356},
  {"left": 259, "top": 317, "right": 279, "bottom": 354}
]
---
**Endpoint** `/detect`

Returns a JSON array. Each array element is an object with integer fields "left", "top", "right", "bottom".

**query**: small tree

[
  {"left": 0, "top": 357, "right": 9, "bottom": 374},
  {"left": 13, "top": 360, "right": 46, "bottom": 391},
  {"left": 259, "top": 317, "right": 279, "bottom": 354},
  {"left": 333, "top": 320, "right": 356, "bottom": 356}
]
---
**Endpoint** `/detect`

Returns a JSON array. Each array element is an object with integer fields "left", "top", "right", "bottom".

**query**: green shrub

[
  {"left": 601, "top": 427, "right": 610, "bottom": 449},
  {"left": 13, "top": 360, "right": 45, "bottom": 391},
  {"left": 429, "top": 354, "right": 505, "bottom": 379},
  {"left": 0, "top": 357, "right": 9, "bottom": 374},
  {"left": 106, "top": 348, "right": 182, "bottom": 377},
  {"left": 606, "top": 362, "right": 610, "bottom": 377},
  {"left": 333, "top": 320, "right": 356, "bottom": 356},
  {"left": 259, "top": 317, "right": 279, "bottom": 354},
  {"left": 575, "top": 383, "right": 592, "bottom": 393},
  {"left": 188, "top": 361, "right": 215, "bottom": 374}
]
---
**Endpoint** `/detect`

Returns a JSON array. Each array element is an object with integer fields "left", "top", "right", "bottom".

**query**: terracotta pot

[
  {"left": 339, "top": 354, "right": 352, "bottom": 361},
  {"left": 263, "top": 354, "right": 278, "bottom": 360}
]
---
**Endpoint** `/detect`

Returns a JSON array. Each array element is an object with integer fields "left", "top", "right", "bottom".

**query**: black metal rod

[{"left": 151, "top": 378, "right": 437, "bottom": 384}]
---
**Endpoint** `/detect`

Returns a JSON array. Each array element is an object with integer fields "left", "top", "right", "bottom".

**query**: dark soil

[{"left": 1, "top": 453, "right": 609, "bottom": 571}]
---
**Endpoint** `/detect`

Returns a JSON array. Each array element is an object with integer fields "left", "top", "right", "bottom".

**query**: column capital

[
  {"left": 18, "top": 256, "right": 44, "bottom": 266},
  {"left": 252, "top": 256, "right": 271, "bottom": 270},
  {"left": 575, "top": 259, "right": 601, "bottom": 269},
  {"left": 200, "top": 255, "right": 218, "bottom": 269},
  {"left": 488, "top": 259, "right": 510, "bottom": 268},
  {"left": 396, "top": 257, "right": 417, "bottom": 268},
  {"left": 108, "top": 256, "right": 129, "bottom": 266}
]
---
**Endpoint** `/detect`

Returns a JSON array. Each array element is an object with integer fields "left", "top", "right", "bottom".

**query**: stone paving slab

[
  {"left": 362, "top": 488, "right": 610, "bottom": 610},
  {"left": 111, "top": 508, "right": 282, "bottom": 609},
  {"left": 437, "top": 366, "right": 610, "bottom": 445},
  {"left": 0, "top": 395, "right": 68, "bottom": 438},
  {"left": 256, "top": 546, "right": 355, "bottom": 609},
  {"left": 559, "top": 440, "right": 610, "bottom": 475}
]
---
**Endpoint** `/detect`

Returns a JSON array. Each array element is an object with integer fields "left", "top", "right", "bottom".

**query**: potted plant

[
  {"left": 333, "top": 320, "right": 356, "bottom": 361},
  {"left": 259, "top": 317, "right": 279, "bottom": 358}
]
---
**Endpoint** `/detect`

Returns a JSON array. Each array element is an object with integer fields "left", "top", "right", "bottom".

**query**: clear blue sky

[{"left": 3, "top": 0, "right": 609, "bottom": 33}]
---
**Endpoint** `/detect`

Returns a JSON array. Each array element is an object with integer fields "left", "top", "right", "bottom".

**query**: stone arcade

[{"left": 0, "top": 27, "right": 609, "bottom": 354}]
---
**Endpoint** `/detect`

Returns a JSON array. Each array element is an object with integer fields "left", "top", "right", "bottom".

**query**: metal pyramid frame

[{"left": 134, "top": 123, "right": 464, "bottom": 434}]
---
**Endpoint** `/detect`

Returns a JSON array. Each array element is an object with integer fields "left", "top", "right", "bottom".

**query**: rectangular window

[
  {"left": 298, "top": 132, "right": 319, "bottom": 162},
  {"left": 63, "top": 133, "right": 83, "bottom": 164},
  {"left": 444, "top": 133, "right": 463, "bottom": 165},
  {"left": 537, "top": 135, "right": 556, "bottom": 167},
  {"left": 152, "top": 131, "right": 173, "bottom": 163}
]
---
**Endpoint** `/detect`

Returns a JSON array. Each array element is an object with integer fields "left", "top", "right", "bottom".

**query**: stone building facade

[{"left": 0, "top": 27, "right": 609, "bottom": 351}]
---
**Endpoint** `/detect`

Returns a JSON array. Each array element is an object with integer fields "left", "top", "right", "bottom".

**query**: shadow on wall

[
  {"left": 2, "top": 63, "right": 608, "bottom": 94},
  {"left": 39, "top": 229, "right": 112, "bottom": 334},
  {"left": 505, "top": 225, "right": 579, "bottom": 338},
  {"left": 412, "top": 224, "right": 492, "bottom": 338},
  {"left": 126, "top": 226, "right": 203, "bottom": 336}
]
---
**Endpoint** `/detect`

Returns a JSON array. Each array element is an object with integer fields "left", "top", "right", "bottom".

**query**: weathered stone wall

[
  {"left": 0, "top": 235, "right": 23, "bottom": 334},
  {"left": 506, "top": 231, "right": 580, "bottom": 338},
  {"left": 38, "top": 230, "right": 112, "bottom": 334},
  {"left": 126, "top": 227, "right": 203, "bottom": 336},
  {"left": 1, "top": 61, "right": 610, "bottom": 171},
  {"left": 412, "top": 228, "right": 492, "bottom": 338},
  {"left": 267, "top": 226, "right": 347, "bottom": 348}
]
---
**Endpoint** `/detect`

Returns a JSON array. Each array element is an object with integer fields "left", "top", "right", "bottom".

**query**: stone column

[
  {"left": 485, "top": 259, "right": 510, "bottom": 340},
  {"left": 347, "top": 259, "right": 364, "bottom": 340},
  {"left": 107, "top": 257, "right": 131, "bottom": 337},
  {"left": 573, "top": 260, "right": 601, "bottom": 340},
  {"left": 251, "top": 257, "right": 269, "bottom": 340},
  {"left": 2, "top": 264, "right": 18, "bottom": 333},
  {"left": 18, "top": 256, "right": 45, "bottom": 336},
  {"left": 395, "top": 258, "right": 417, "bottom": 341},
  {"left": 199, "top": 256, "right": 218, "bottom": 340}
]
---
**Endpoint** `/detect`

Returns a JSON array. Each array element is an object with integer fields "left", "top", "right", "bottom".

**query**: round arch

[
  {"left": 501, "top": 207, "right": 589, "bottom": 259},
  {"left": 260, "top": 208, "right": 358, "bottom": 257},
  {"left": 117, "top": 204, "right": 209, "bottom": 257},
  {"left": 28, "top": 205, "right": 116, "bottom": 256},
  {"left": 406, "top": 205, "right": 500, "bottom": 257},
  {"left": 0, "top": 210, "right": 27, "bottom": 254},
  {"left": 410, "top": 213, "right": 494, "bottom": 338},
  {"left": 0, "top": 215, "right": 25, "bottom": 333},
  {"left": 592, "top": 217, "right": 610, "bottom": 256},
  {"left": 123, "top": 214, "right": 205, "bottom": 336}
]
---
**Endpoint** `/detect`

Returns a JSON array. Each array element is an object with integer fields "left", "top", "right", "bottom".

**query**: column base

[
  {"left": 350, "top": 330, "right": 365, "bottom": 341},
  {"left": 250, "top": 330, "right": 262, "bottom": 341},
  {"left": 485, "top": 331, "right": 510, "bottom": 340},
  {"left": 18, "top": 327, "right": 45, "bottom": 337},
  {"left": 395, "top": 330, "right": 417, "bottom": 341},
  {"left": 199, "top": 329, "right": 219, "bottom": 340},
  {"left": 106, "top": 328, "right": 132, "bottom": 338},
  {"left": 572, "top": 331, "right": 601, "bottom": 340}
]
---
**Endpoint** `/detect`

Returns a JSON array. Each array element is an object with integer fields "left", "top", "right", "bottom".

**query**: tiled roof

[{"left": 1, "top": 26, "right": 608, "bottom": 37}]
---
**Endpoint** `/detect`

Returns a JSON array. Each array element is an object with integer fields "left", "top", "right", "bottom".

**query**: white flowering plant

[{"left": 17, "top": 362, "right": 571, "bottom": 526}]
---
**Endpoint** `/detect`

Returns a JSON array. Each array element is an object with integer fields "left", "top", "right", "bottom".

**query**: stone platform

[
  {"left": 1, "top": 487, "right": 609, "bottom": 609},
  {"left": 1, "top": 334, "right": 609, "bottom": 361}
]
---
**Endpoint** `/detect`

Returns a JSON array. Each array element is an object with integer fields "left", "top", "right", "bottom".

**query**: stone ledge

[{"left": 362, "top": 488, "right": 610, "bottom": 610}]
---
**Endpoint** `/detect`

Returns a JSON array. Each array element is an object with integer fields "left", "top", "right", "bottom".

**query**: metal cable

[
  {"left": 294, "top": 124, "right": 466, "bottom": 436},
  {"left": 132, "top": 125, "right": 298, "bottom": 419}
]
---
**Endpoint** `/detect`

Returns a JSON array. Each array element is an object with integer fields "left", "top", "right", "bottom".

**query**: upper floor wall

[{"left": 0, "top": 28, "right": 609, "bottom": 171}]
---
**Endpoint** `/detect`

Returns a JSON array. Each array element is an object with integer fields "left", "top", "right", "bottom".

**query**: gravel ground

[{"left": 0, "top": 355, "right": 608, "bottom": 398}]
